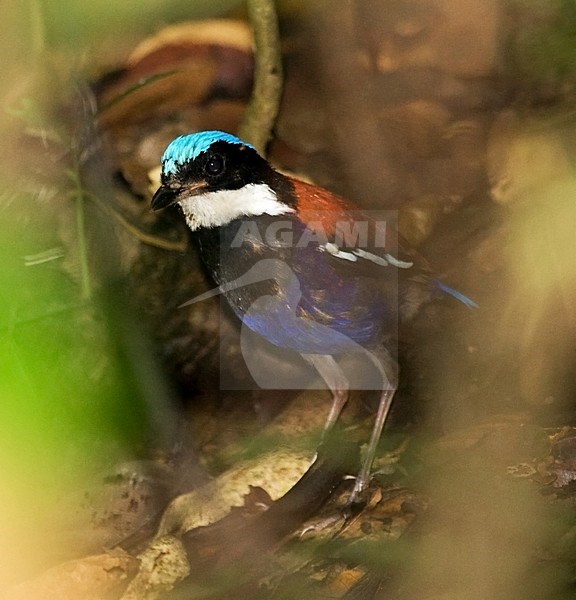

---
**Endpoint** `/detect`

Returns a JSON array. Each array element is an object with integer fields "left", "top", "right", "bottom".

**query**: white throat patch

[{"left": 178, "top": 183, "right": 294, "bottom": 230}]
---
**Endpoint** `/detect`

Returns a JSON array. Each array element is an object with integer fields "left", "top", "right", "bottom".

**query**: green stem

[
  {"left": 238, "top": 0, "right": 283, "bottom": 157},
  {"left": 68, "top": 168, "right": 92, "bottom": 300}
]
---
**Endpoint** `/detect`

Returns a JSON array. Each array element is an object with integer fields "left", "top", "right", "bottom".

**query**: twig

[
  {"left": 238, "top": 0, "right": 283, "bottom": 156},
  {"left": 89, "top": 193, "right": 188, "bottom": 252},
  {"left": 97, "top": 70, "right": 179, "bottom": 114},
  {"left": 67, "top": 168, "right": 92, "bottom": 300}
]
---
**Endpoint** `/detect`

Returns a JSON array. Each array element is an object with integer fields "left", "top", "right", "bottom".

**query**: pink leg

[
  {"left": 303, "top": 349, "right": 398, "bottom": 506},
  {"left": 301, "top": 354, "right": 350, "bottom": 438},
  {"left": 349, "top": 387, "right": 396, "bottom": 504}
]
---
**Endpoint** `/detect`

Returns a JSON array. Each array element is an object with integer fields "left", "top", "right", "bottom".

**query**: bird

[{"left": 151, "top": 130, "right": 476, "bottom": 505}]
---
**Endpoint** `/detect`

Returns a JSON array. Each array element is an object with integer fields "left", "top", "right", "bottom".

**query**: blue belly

[
  {"left": 238, "top": 266, "right": 383, "bottom": 354},
  {"left": 200, "top": 218, "right": 396, "bottom": 355}
]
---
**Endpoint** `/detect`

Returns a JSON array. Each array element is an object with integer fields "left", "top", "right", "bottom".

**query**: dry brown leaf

[
  {"left": 127, "top": 20, "right": 253, "bottom": 65},
  {"left": 120, "top": 535, "right": 190, "bottom": 600},
  {"left": 157, "top": 450, "right": 312, "bottom": 537}
]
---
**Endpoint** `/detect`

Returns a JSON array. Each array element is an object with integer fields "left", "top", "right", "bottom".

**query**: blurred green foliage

[
  {"left": 509, "top": 0, "right": 576, "bottom": 84},
  {"left": 10, "top": 0, "right": 306, "bottom": 53},
  {"left": 0, "top": 224, "right": 141, "bottom": 487},
  {"left": 38, "top": 0, "right": 245, "bottom": 48},
  {"left": 0, "top": 0, "right": 174, "bottom": 576},
  {"left": 0, "top": 185, "right": 152, "bottom": 581}
]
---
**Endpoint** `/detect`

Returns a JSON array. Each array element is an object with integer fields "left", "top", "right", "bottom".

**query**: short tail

[{"left": 435, "top": 280, "right": 479, "bottom": 309}]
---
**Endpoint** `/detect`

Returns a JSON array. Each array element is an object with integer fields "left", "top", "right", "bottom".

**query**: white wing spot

[
  {"left": 324, "top": 244, "right": 413, "bottom": 268},
  {"left": 384, "top": 253, "right": 414, "bottom": 269},
  {"left": 323, "top": 242, "right": 358, "bottom": 262},
  {"left": 353, "top": 248, "right": 389, "bottom": 266}
]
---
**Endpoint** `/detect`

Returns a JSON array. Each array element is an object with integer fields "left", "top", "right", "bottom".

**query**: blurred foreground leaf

[{"left": 38, "top": 0, "right": 244, "bottom": 47}]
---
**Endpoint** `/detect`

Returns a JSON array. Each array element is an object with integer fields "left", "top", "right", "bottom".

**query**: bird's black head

[{"left": 151, "top": 131, "right": 293, "bottom": 230}]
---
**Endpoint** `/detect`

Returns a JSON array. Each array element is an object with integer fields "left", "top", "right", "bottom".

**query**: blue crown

[{"left": 162, "top": 131, "right": 254, "bottom": 176}]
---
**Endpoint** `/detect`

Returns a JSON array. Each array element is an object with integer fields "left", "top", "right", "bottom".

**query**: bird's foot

[{"left": 340, "top": 478, "right": 372, "bottom": 523}]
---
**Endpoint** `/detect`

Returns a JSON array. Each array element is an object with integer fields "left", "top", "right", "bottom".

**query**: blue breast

[
  {"left": 199, "top": 217, "right": 396, "bottom": 356},
  {"left": 241, "top": 265, "right": 385, "bottom": 354}
]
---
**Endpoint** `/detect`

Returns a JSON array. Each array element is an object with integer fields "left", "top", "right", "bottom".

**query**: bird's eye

[{"left": 205, "top": 154, "right": 224, "bottom": 176}]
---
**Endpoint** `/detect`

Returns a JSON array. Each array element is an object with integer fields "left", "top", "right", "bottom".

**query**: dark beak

[
  {"left": 151, "top": 186, "right": 179, "bottom": 211},
  {"left": 151, "top": 180, "right": 209, "bottom": 211}
]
